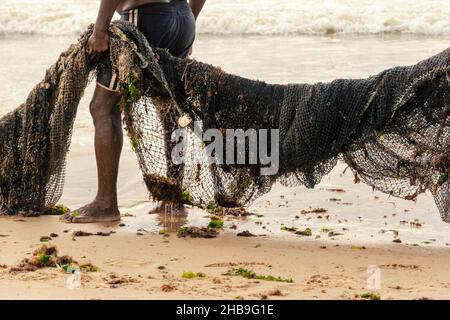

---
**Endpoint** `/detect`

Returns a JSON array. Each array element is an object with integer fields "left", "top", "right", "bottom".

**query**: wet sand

[
  {"left": 1, "top": 214, "right": 450, "bottom": 300},
  {"left": 1, "top": 145, "right": 449, "bottom": 300}
]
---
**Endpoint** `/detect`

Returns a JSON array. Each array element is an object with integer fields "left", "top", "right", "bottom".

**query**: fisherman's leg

[
  {"left": 140, "top": 1, "right": 195, "bottom": 215},
  {"left": 63, "top": 84, "right": 122, "bottom": 223}
]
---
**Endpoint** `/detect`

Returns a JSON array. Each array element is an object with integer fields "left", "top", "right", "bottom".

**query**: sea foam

[{"left": 1, "top": 0, "right": 449, "bottom": 36}]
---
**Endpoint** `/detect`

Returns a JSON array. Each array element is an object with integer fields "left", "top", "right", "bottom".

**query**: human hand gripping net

[{"left": 0, "top": 21, "right": 449, "bottom": 221}]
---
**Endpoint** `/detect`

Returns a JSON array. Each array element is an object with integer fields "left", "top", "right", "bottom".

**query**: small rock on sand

[{"left": 237, "top": 230, "right": 256, "bottom": 237}]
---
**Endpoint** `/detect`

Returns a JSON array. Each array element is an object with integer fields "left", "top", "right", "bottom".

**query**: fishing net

[{"left": 0, "top": 21, "right": 449, "bottom": 222}]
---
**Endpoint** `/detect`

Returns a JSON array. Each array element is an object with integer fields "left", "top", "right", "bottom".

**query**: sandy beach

[
  {"left": 1, "top": 215, "right": 450, "bottom": 300},
  {"left": 1, "top": 0, "right": 450, "bottom": 300}
]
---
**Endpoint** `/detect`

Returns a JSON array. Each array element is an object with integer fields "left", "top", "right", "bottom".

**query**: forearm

[
  {"left": 94, "top": 0, "right": 123, "bottom": 34},
  {"left": 189, "top": 0, "right": 206, "bottom": 20}
]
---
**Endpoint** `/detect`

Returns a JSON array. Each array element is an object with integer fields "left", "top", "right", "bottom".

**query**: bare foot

[{"left": 60, "top": 200, "right": 120, "bottom": 223}]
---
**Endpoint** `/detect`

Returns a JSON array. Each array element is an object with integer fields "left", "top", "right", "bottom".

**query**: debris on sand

[
  {"left": 301, "top": 208, "right": 328, "bottom": 215},
  {"left": 280, "top": 225, "right": 312, "bottom": 236},
  {"left": 177, "top": 226, "right": 219, "bottom": 238},
  {"left": 40, "top": 236, "right": 52, "bottom": 242},
  {"left": 72, "top": 231, "right": 112, "bottom": 238},
  {"left": 9, "top": 244, "right": 100, "bottom": 275},
  {"left": 121, "top": 212, "right": 135, "bottom": 218},
  {"left": 105, "top": 273, "right": 138, "bottom": 288},
  {"left": 161, "top": 283, "right": 177, "bottom": 292},
  {"left": 205, "top": 261, "right": 272, "bottom": 268},
  {"left": 79, "top": 263, "right": 99, "bottom": 272},
  {"left": 359, "top": 292, "right": 381, "bottom": 300},
  {"left": 380, "top": 264, "right": 419, "bottom": 270},
  {"left": 328, "top": 231, "right": 344, "bottom": 237},
  {"left": 208, "top": 217, "right": 224, "bottom": 229},
  {"left": 181, "top": 271, "right": 207, "bottom": 279},
  {"left": 410, "top": 219, "right": 424, "bottom": 228},
  {"left": 57, "top": 255, "right": 75, "bottom": 266},
  {"left": 237, "top": 230, "right": 256, "bottom": 237},
  {"left": 393, "top": 239, "right": 402, "bottom": 244},
  {"left": 260, "top": 288, "right": 284, "bottom": 300},
  {"left": 295, "top": 228, "right": 312, "bottom": 237},
  {"left": 96, "top": 232, "right": 112, "bottom": 236},
  {"left": 351, "top": 245, "right": 367, "bottom": 250},
  {"left": 72, "top": 231, "right": 93, "bottom": 237},
  {"left": 223, "top": 207, "right": 253, "bottom": 217},
  {"left": 280, "top": 225, "right": 298, "bottom": 232},
  {"left": 326, "top": 188, "right": 346, "bottom": 193},
  {"left": 44, "top": 204, "right": 70, "bottom": 216},
  {"left": 266, "top": 289, "right": 283, "bottom": 296},
  {"left": 390, "top": 229, "right": 400, "bottom": 238},
  {"left": 227, "top": 268, "right": 293, "bottom": 283},
  {"left": 10, "top": 245, "right": 72, "bottom": 273},
  {"left": 206, "top": 199, "right": 253, "bottom": 217}
]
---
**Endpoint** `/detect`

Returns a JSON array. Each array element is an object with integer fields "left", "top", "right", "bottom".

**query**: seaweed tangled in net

[{"left": 0, "top": 21, "right": 448, "bottom": 222}]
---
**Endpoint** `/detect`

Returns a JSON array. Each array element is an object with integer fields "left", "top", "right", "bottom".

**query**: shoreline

[{"left": 1, "top": 215, "right": 450, "bottom": 300}]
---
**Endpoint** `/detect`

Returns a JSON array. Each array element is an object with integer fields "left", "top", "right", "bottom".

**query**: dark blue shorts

[{"left": 97, "top": 0, "right": 196, "bottom": 92}]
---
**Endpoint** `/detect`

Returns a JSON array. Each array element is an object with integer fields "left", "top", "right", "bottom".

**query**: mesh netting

[
  {"left": 0, "top": 21, "right": 449, "bottom": 222},
  {"left": 0, "top": 38, "right": 91, "bottom": 214}
]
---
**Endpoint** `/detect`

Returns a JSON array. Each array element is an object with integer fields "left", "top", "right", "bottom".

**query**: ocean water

[
  {"left": 1, "top": 0, "right": 450, "bottom": 36},
  {"left": 1, "top": 1, "right": 450, "bottom": 245}
]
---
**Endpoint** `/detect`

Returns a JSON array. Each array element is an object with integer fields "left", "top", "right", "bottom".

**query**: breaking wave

[{"left": 1, "top": 0, "right": 449, "bottom": 36}]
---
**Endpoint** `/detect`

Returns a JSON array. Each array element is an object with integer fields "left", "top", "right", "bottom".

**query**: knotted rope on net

[{"left": 0, "top": 21, "right": 448, "bottom": 221}]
